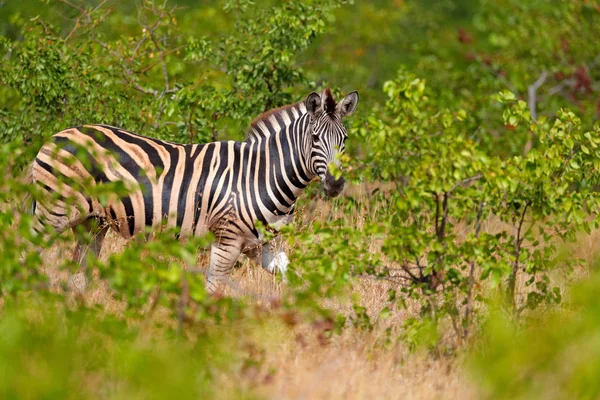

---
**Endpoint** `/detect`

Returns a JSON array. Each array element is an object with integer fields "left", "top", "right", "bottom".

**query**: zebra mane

[{"left": 246, "top": 101, "right": 307, "bottom": 143}]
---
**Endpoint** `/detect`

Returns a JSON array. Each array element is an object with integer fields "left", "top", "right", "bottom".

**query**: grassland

[{"left": 27, "top": 183, "right": 599, "bottom": 400}]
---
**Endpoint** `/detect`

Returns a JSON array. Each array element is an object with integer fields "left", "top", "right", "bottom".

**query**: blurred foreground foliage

[
  {"left": 2, "top": 0, "right": 600, "bottom": 398},
  {"left": 471, "top": 268, "right": 600, "bottom": 400},
  {"left": 0, "top": 298, "right": 237, "bottom": 399}
]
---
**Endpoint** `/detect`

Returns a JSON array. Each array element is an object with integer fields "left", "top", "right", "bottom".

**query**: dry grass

[
  {"left": 233, "top": 266, "right": 476, "bottom": 400},
  {"left": 33, "top": 183, "right": 600, "bottom": 400},
  {"left": 38, "top": 231, "right": 478, "bottom": 400},
  {"left": 254, "top": 328, "right": 474, "bottom": 400}
]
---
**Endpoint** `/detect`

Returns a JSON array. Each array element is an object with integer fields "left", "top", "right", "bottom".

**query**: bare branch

[
  {"left": 508, "top": 200, "right": 530, "bottom": 316},
  {"left": 414, "top": 255, "right": 425, "bottom": 281},
  {"left": 438, "top": 192, "right": 449, "bottom": 242},
  {"left": 449, "top": 173, "right": 483, "bottom": 195},
  {"left": 401, "top": 264, "right": 420, "bottom": 283},
  {"left": 57, "top": 0, "right": 85, "bottom": 13},
  {"left": 93, "top": 38, "right": 160, "bottom": 96},
  {"left": 463, "top": 201, "right": 485, "bottom": 340},
  {"left": 528, "top": 71, "right": 548, "bottom": 121},
  {"left": 138, "top": 46, "right": 184, "bottom": 73},
  {"left": 132, "top": 18, "right": 162, "bottom": 64},
  {"left": 60, "top": 0, "right": 108, "bottom": 42},
  {"left": 434, "top": 192, "right": 440, "bottom": 237},
  {"left": 548, "top": 78, "right": 576, "bottom": 97},
  {"left": 64, "top": 15, "right": 83, "bottom": 42}
]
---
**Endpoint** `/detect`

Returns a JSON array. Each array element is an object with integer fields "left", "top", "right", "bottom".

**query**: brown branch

[
  {"left": 146, "top": 24, "right": 170, "bottom": 93},
  {"left": 93, "top": 38, "right": 160, "bottom": 96},
  {"left": 64, "top": 15, "right": 84, "bottom": 42},
  {"left": 438, "top": 192, "right": 449, "bottom": 242},
  {"left": 508, "top": 200, "right": 530, "bottom": 316},
  {"left": 401, "top": 264, "right": 420, "bottom": 283},
  {"left": 84, "top": 0, "right": 182, "bottom": 98},
  {"left": 434, "top": 192, "right": 440, "bottom": 238},
  {"left": 449, "top": 174, "right": 483, "bottom": 195},
  {"left": 414, "top": 255, "right": 425, "bottom": 281},
  {"left": 131, "top": 18, "right": 162, "bottom": 64},
  {"left": 61, "top": 0, "right": 108, "bottom": 42},
  {"left": 357, "top": 274, "right": 414, "bottom": 287},
  {"left": 138, "top": 46, "right": 184, "bottom": 74},
  {"left": 57, "top": 0, "right": 85, "bottom": 13},
  {"left": 211, "top": 112, "right": 220, "bottom": 141},
  {"left": 187, "top": 111, "right": 195, "bottom": 144},
  {"left": 463, "top": 201, "right": 485, "bottom": 340}
]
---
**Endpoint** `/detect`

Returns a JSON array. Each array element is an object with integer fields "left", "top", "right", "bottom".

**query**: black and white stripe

[{"left": 31, "top": 89, "right": 359, "bottom": 292}]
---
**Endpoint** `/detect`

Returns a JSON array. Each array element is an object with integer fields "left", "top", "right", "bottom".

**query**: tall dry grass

[
  {"left": 34, "top": 183, "right": 600, "bottom": 400},
  {"left": 39, "top": 232, "right": 477, "bottom": 400}
]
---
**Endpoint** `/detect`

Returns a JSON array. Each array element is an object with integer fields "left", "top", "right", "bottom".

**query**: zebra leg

[
  {"left": 261, "top": 240, "right": 289, "bottom": 281},
  {"left": 69, "top": 218, "right": 108, "bottom": 293},
  {"left": 205, "top": 239, "right": 242, "bottom": 294}
]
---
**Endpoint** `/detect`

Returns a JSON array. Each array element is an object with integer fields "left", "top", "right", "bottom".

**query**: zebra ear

[
  {"left": 337, "top": 91, "right": 359, "bottom": 117},
  {"left": 305, "top": 92, "right": 321, "bottom": 116}
]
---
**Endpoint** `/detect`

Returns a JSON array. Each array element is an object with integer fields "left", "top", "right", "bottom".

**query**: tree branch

[
  {"left": 93, "top": 37, "right": 160, "bottom": 96},
  {"left": 449, "top": 173, "right": 483, "bottom": 195},
  {"left": 508, "top": 200, "right": 530, "bottom": 316},
  {"left": 463, "top": 201, "right": 485, "bottom": 340},
  {"left": 528, "top": 71, "right": 548, "bottom": 121}
]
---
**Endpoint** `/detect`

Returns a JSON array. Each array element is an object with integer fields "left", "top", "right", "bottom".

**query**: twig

[
  {"left": 211, "top": 112, "right": 220, "bottom": 141},
  {"left": 463, "top": 201, "right": 485, "bottom": 340},
  {"left": 131, "top": 18, "right": 162, "bottom": 64},
  {"left": 508, "top": 200, "right": 530, "bottom": 317},
  {"left": 401, "top": 264, "right": 420, "bottom": 283},
  {"left": 548, "top": 78, "right": 576, "bottom": 97},
  {"left": 414, "top": 255, "right": 424, "bottom": 281},
  {"left": 61, "top": 0, "right": 108, "bottom": 42},
  {"left": 93, "top": 38, "right": 160, "bottom": 95},
  {"left": 64, "top": 14, "right": 83, "bottom": 41},
  {"left": 528, "top": 71, "right": 548, "bottom": 121},
  {"left": 138, "top": 46, "right": 184, "bottom": 73},
  {"left": 449, "top": 173, "right": 483, "bottom": 195},
  {"left": 438, "top": 192, "right": 449, "bottom": 242},
  {"left": 57, "top": 0, "right": 85, "bottom": 13},
  {"left": 146, "top": 26, "right": 170, "bottom": 93},
  {"left": 434, "top": 192, "right": 440, "bottom": 238}
]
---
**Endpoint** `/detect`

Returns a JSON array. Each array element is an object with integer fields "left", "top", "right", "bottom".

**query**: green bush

[{"left": 2, "top": 0, "right": 600, "bottom": 397}]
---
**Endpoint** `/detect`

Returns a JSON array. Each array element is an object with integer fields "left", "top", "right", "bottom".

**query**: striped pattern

[{"left": 31, "top": 89, "right": 359, "bottom": 292}]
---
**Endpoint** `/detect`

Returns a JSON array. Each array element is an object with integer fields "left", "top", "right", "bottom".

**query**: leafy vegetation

[{"left": 2, "top": 0, "right": 600, "bottom": 398}]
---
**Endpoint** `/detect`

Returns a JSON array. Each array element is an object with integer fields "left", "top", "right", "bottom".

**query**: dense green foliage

[{"left": 2, "top": 0, "right": 600, "bottom": 398}]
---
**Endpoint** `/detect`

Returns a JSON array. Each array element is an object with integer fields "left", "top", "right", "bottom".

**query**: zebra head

[{"left": 305, "top": 89, "right": 359, "bottom": 197}]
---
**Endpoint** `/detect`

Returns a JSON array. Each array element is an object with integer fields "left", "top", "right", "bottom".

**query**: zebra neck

[
  {"left": 245, "top": 102, "right": 318, "bottom": 218},
  {"left": 251, "top": 114, "right": 313, "bottom": 208}
]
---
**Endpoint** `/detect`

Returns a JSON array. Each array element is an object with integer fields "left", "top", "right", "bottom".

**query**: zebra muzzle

[{"left": 323, "top": 171, "right": 345, "bottom": 197}]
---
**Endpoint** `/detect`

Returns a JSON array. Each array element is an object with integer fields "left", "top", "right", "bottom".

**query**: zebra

[{"left": 30, "top": 88, "right": 359, "bottom": 292}]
